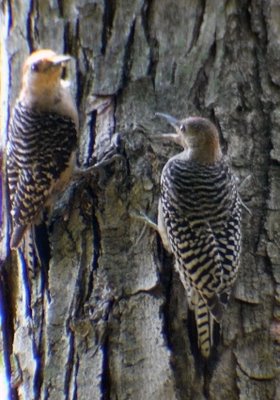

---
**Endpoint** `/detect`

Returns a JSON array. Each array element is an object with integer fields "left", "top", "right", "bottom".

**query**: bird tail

[
  {"left": 16, "top": 224, "right": 49, "bottom": 318},
  {"left": 195, "top": 296, "right": 214, "bottom": 358},
  {"left": 13, "top": 228, "right": 39, "bottom": 318},
  {"left": 22, "top": 228, "right": 38, "bottom": 272}
]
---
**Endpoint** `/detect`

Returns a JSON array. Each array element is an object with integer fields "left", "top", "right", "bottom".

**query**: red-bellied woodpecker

[
  {"left": 7, "top": 49, "right": 78, "bottom": 249},
  {"left": 145, "top": 113, "right": 242, "bottom": 358}
]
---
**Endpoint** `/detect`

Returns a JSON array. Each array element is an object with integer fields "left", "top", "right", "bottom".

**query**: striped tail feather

[
  {"left": 22, "top": 227, "right": 38, "bottom": 273},
  {"left": 14, "top": 228, "right": 37, "bottom": 318},
  {"left": 195, "top": 296, "right": 214, "bottom": 358}
]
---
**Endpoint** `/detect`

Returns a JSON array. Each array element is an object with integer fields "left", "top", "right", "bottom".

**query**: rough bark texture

[{"left": 1, "top": 0, "right": 280, "bottom": 399}]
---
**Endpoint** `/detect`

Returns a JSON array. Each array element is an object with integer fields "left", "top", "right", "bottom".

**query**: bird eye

[
  {"left": 180, "top": 124, "right": 186, "bottom": 132},
  {"left": 31, "top": 63, "right": 39, "bottom": 72}
]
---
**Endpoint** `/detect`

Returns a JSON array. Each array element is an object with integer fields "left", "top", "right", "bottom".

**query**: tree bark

[{"left": 1, "top": 0, "right": 280, "bottom": 399}]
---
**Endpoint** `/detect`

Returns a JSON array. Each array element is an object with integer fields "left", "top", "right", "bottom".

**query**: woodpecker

[
  {"left": 153, "top": 113, "right": 242, "bottom": 358},
  {"left": 7, "top": 49, "right": 78, "bottom": 249}
]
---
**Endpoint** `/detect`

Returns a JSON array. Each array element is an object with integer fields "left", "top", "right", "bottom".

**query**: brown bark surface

[{"left": 1, "top": 1, "right": 280, "bottom": 399}]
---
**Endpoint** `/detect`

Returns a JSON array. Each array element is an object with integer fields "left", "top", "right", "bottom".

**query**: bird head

[
  {"left": 21, "top": 49, "right": 72, "bottom": 94},
  {"left": 155, "top": 113, "right": 222, "bottom": 164}
]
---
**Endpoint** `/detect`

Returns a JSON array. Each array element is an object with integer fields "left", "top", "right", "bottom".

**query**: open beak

[
  {"left": 153, "top": 112, "right": 182, "bottom": 146},
  {"left": 155, "top": 112, "right": 180, "bottom": 129},
  {"left": 51, "top": 54, "right": 72, "bottom": 66}
]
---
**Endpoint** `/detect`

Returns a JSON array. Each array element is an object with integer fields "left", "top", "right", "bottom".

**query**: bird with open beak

[{"left": 144, "top": 112, "right": 242, "bottom": 358}]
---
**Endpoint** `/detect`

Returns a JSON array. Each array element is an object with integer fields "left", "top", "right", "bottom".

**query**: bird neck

[
  {"left": 19, "top": 80, "right": 79, "bottom": 128},
  {"left": 19, "top": 80, "right": 61, "bottom": 110},
  {"left": 185, "top": 141, "right": 222, "bottom": 165}
]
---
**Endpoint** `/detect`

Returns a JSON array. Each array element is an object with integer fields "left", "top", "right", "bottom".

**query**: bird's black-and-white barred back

[
  {"left": 161, "top": 156, "right": 242, "bottom": 357},
  {"left": 7, "top": 101, "right": 77, "bottom": 248},
  {"left": 162, "top": 157, "right": 241, "bottom": 285}
]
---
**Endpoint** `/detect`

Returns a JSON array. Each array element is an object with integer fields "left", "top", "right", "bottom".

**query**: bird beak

[
  {"left": 155, "top": 112, "right": 180, "bottom": 129},
  {"left": 51, "top": 54, "right": 72, "bottom": 66},
  {"left": 153, "top": 112, "right": 183, "bottom": 146}
]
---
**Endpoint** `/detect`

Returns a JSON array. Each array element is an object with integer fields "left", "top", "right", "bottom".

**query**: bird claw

[
  {"left": 75, "top": 133, "right": 124, "bottom": 177},
  {"left": 128, "top": 210, "right": 158, "bottom": 252},
  {"left": 237, "top": 174, "right": 253, "bottom": 215},
  {"left": 129, "top": 210, "right": 158, "bottom": 232},
  {"left": 92, "top": 153, "right": 123, "bottom": 170},
  {"left": 240, "top": 198, "right": 252, "bottom": 215}
]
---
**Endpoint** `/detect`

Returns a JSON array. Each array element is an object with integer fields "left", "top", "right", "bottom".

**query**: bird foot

[
  {"left": 128, "top": 210, "right": 159, "bottom": 251},
  {"left": 237, "top": 174, "right": 253, "bottom": 215},
  {"left": 129, "top": 210, "right": 158, "bottom": 232},
  {"left": 74, "top": 153, "right": 123, "bottom": 178},
  {"left": 74, "top": 132, "right": 124, "bottom": 179}
]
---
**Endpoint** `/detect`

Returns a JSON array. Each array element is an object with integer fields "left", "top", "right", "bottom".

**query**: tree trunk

[{"left": 1, "top": 0, "right": 280, "bottom": 399}]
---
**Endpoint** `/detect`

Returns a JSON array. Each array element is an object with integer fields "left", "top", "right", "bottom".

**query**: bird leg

[
  {"left": 129, "top": 210, "right": 159, "bottom": 250},
  {"left": 130, "top": 208, "right": 172, "bottom": 253}
]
